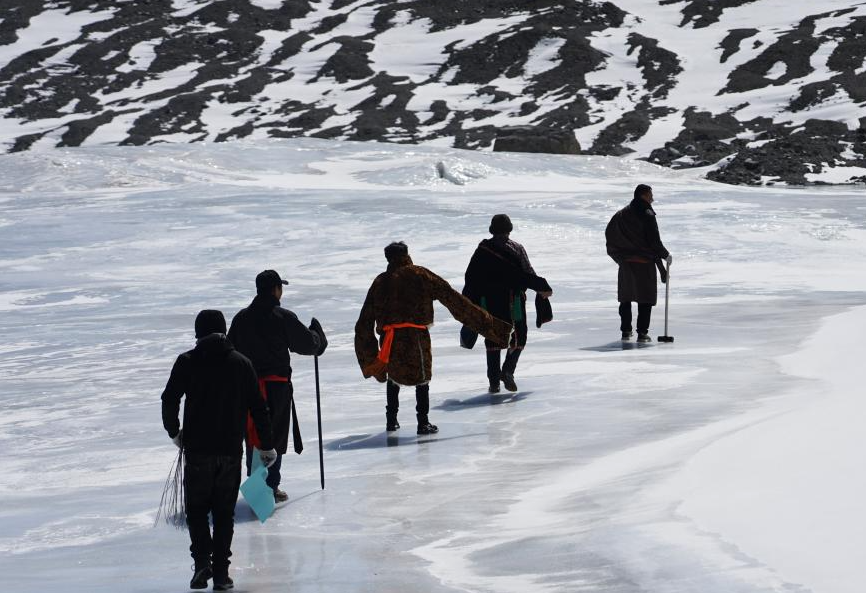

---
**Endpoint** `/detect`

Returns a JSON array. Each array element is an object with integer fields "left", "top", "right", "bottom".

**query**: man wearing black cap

[
  {"left": 227, "top": 270, "right": 327, "bottom": 502},
  {"left": 464, "top": 214, "right": 552, "bottom": 393},
  {"left": 161, "top": 309, "right": 278, "bottom": 591},
  {"left": 605, "top": 184, "right": 672, "bottom": 342}
]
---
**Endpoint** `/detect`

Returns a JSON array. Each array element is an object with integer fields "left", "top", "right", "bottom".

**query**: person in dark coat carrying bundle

[
  {"left": 605, "top": 184, "right": 672, "bottom": 342},
  {"left": 464, "top": 214, "right": 553, "bottom": 393},
  {"left": 355, "top": 242, "right": 512, "bottom": 434},
  {"left": 227, "top": 270, "right": 327, "bottom": 503},
  {"left": 161, "top": 310, "right": 278, "bottom": 591}
]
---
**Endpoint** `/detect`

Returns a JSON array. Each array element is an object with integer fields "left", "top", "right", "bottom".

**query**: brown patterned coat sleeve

[
  {"left": 423, "top": 268, "right": 512, "bottom": 348},
  {"left": 354, "top": 280, "right": 386, "bottom": 382}
]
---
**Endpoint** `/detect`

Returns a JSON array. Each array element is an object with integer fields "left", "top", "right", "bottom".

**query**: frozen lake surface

[{"left": 0, "top": 139, "right": 864, "bottom": 593}]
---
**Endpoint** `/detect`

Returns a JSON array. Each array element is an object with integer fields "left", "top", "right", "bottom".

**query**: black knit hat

[
  {"left": 255, "top": 269, "right": 288, "bottom": 294},
  {"left": 384, "top": 241, "right": 409, "bottom": 262},
  {"left": 489, "top": 214, "right": 513, "bottom": 235},
  {"left": 195, "top": 309, "right": 227, "bottom": 338},
  {"left": 634, "top": 184, "right": 652, "bottom": 200}
]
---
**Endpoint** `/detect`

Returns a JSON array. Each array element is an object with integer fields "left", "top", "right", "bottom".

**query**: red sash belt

[
  {"left": 247, "top": 374, "right": 303, "bottom": 454},
  {"left": 363, "top": 323, "right": 427, "bottom": 377}
]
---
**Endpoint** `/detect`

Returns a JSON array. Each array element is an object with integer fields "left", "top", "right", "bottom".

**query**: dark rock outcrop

[{"left": 492, "top": 126, "right": 581, "bottom": 154}]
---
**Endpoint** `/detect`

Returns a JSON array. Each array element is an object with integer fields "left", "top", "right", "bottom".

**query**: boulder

[{"left": 492, "top": 126, "right": 581, "bottom": 154}]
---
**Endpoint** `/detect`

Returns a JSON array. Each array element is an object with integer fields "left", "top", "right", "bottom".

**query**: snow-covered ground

[{"left": 0, "top": 139, "right": 864, "bottom": 592}]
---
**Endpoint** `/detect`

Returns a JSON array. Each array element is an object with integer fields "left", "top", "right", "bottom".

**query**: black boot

[
  {"left": 190, "top": 562, "right": 212, "bottom": 589},
  {"left": 213, "top": 569, "right": 234, "bottom": 591},
  {"left": 486, "top": 350, "right": 501, "bottom": 392},
  {"left": 501, "top": 372, "right": 517, "bottom": 392},
  {"left": 415, "top": 384, "right": 437, "bottom": 434},
  {"left": 417, "top": 422, "right": 439, "bottom": 435},
  {"left": 386, "top": 380, "right": 400, "bottom": 431},
  {"left": 501, "top": 348, "right": 521, "bottom": 392}
]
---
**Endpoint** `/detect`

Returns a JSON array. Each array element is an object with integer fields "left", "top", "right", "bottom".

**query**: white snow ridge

[{"left": 1, "top": 139, "right": 865, "bottom": 593}]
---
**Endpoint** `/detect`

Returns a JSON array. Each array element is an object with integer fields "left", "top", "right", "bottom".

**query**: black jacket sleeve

[
  {"left": 160, "top": 354, "right": 188, "bottom": 438},
  {"left": 644, "top": 210, "right": 670, "bottom": 260},
  {"left": 244, "top": 361, "right": 274, "bottom": 450},
  {"left": 280, "top": 309, "right": 324, "bottom": 356}
]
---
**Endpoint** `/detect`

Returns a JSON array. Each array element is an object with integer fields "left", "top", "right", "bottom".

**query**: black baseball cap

[{"left": 255, "top": 269, "right": 288, "bottom": 294}]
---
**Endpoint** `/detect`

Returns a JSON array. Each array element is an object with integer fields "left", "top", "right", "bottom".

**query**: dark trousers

[
  {"left": 245, "top": 380, "right": 294, "bottom": 490},
  {"left": 184, "top": 453, "right": 242, "bottom": 573},
  {"left": 386, "top": 380, "right": 430, "bottom": 424},
  {"left": 486, "top": 349, "right": 522, "bottom": 383},
  {"left": 619, "top": 302, "right": 653, "bottom": 334},
  {"left": 486, "top": 318, "right": 527, "bottom": 383}
]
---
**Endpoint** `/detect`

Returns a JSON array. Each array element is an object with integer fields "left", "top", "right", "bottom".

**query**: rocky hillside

[{"left": 1, "top": 0, "right": 865, "bottom": 185}]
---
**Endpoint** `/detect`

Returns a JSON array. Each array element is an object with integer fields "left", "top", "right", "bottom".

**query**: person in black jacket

[
  {"left": 227, "top": 270, "right": 327, "bottom": 503},
  {"left": 464, "top": 215, "right": 552, "bottom": 393},
  {"left": 605, "top": 184, "right": 672, "bottom": 342},
  {"left": 161, "top": 309, "right": 277, "bottom": 591}
]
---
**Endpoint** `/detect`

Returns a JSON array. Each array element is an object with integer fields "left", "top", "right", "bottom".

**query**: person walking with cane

[
  {"left": 605, "top": 184, "right": 672, "bottom": 342},
  {"left": 228, "top": 270, "right": 327, "bottom": 502}
]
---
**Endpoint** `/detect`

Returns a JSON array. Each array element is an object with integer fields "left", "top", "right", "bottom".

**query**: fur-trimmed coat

[{"left": 355, "top": 255, "right": 512, "bottom": 386}]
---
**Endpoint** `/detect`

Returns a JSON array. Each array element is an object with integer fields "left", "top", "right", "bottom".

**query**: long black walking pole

[
  {"left": 658, "top": 260, "right": 674, "bottom": 343},
  {"left": 314, "top": 355, "right": 325, "bottom": 489}
]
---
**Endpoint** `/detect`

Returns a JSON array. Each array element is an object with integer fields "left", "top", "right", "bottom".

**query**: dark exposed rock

[
  {"left": 59, "top": 111, "right": 119, "bottom": 146},
  {"left": 708, "top": 119, "right": 866, "bottom": 185},
  {"left": 659, "top": 0, "right": 759, "bottom": 28},
  {"left": 312, "top": 14, "right": 348, "bottom": 35},
  {"left": 0, "top": 2, "right": 44, "bottom": 46},
  {"left": 626, "top": 34, "right": 682, "bottom": 98},
  {"left": 590, "top": 103, "right": 675, "bottom": 156},
  {"left": 588, "top": 86, "right": 621, "bottom": 102},
  {"left": 10, "top": 132, "right": 47, "bottom": 152},
  {"left": 385, "top": 0, "right": 625, "bottom": 34},
  {"left": 648, "top": 108, "right": 744, "bottom": 167},
  {"left": 422, "top": 100, "right": 450, "bottom": 126},
  {"left": 789, "top": 81, "right": 838, "bottom": 112},
  {"left": 314, "top": 37, "right": 375, "bottom": 83},
  {"left": 477, "top": 85, "right": 517, "bottom": 104},
  {"left": 719, "top": 28, "right": 758, "bottom": 63},
  {"left": 214, "top": 121, "right": 254, "bottom": 142},
  {"left": 492, "top": 126, "right": 581, "bottom": 154},
  {"left": 721, "top": 11, "right": 847, "bottom": 94},
  {"left": 346, "top": 73, "right": 418, "bottom": 142}
]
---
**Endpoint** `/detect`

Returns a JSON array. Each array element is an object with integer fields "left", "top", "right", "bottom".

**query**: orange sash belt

[{"left": 363, "top": 323, "right": 427, "bottom": 377}]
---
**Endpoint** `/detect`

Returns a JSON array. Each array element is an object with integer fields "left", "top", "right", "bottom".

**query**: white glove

[
  {"left": 260, "top": 448, "right": 278, "bottom": 468},
  {"left": 171, "top": 430, "right": 182, "bottom": 449},
  {"left": 665, "top": 254, "right": 673, "bottom": 265}
]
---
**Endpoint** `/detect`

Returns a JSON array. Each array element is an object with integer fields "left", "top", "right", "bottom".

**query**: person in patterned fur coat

[{"left": 355, "top": 241, "right": 512, "bottom": 435}]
